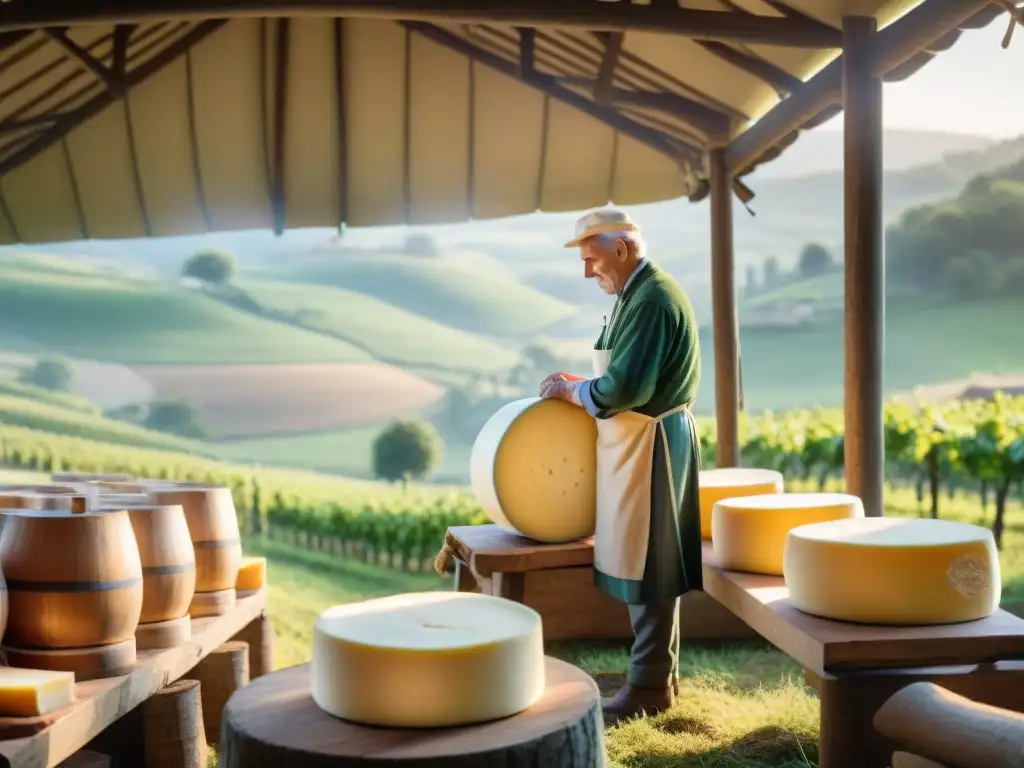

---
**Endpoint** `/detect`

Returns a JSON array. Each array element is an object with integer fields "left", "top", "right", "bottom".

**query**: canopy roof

[{"left": 0, "top": 0, "right": 1009, "bottom": 243}]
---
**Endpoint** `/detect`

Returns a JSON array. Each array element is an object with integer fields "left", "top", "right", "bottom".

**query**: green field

[
  {"left": 0, "top": 376, "right": 100, "bottom": 415},
  {"left": 0, "top": 255, "right": 370, "bottom": 364},
  {"left": 238, "top": 279, "right": 518, "bottom": 372},
  {"left": 263, "top": 251, "right": 577, "bottom": 337}
]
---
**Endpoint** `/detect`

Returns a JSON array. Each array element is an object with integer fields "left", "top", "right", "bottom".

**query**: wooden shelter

[{"left": 0, "top": 0, "right": 1017, "bottom": 515}]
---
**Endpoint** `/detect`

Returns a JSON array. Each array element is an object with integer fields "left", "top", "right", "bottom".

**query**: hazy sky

[{"left": 819, "top": 20, "right": 1024, "bottom": 136}]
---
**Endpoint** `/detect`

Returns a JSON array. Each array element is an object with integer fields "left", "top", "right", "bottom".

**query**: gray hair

[{"left": 594, "top": 229, "right": 646, "bottom": 259}]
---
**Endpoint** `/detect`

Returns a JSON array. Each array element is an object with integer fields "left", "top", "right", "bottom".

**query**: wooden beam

[
  {"left": 695, "top": 40, "right": 803, "bottom": 96},
  {"left": 271, "top": 17, "right": 290, "bottom": 235},
  {"left": 113, "top": 24, "right": 135, "bottom": 78},
  {"left": 709, "top": 147, "right": 740, "bottom": 468},
  {"left": 0, "top": 21, "right": 227, "bottom": 177},
  {"left": 725, "top": 0, "right": 995, "bottom": 174},
  {"left": 0, "top": 1, "right": 842, "bottom": 47},
  {"left": 402, "top": 22, "right": 699, "bottom": 165},
  {"left": 842, "top": 16, "right": 884, "bottom": 516},
  {"left": 45, "top": 28, "right": 123, "bottom": 93},
  {"left": 594, "top": 32, "right": 624, "bottom": 102},
  {"left": 518, "top": 27, "right": 535, "bottom": 78}
]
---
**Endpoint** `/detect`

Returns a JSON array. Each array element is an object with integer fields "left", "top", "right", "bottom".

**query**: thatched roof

[{"left": 0, "top": 0, "right": 1011, "bottom": 242}]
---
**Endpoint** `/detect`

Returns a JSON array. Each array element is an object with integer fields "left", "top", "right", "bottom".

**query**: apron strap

[{"left": 651, "top": 403, "right": 692, "bottom": 519}]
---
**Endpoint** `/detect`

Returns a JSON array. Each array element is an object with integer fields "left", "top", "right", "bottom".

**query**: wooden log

[
  {"left": 190, "top": 588, "right": 236, "bottom": 618},
  {"left": 232, "top": 612, "right": 274, "bottom": 679},
  {"left": 136, "top": 615, "right": 192, "bottom": 650},
  {"left": 149, "top": 484, "right": 242, "bottom": 593},
  {"left": 891, "top": 753, "right": 946, "bottom": 768},
  {"left": 219, "top": 658, "right": 603, "bottom": 767},
  {"left": 56, "top": 749, "right": 112, "bottom": 767},
  {"left": 142, "top": 679, "right": 209, "bottom": 768},
  {"left": 872, "top": 682, "right": 1024, "bottom": 768},
  {"left": 4, "top": 637, "right": 137, "bottom": 681},
  {"left": 192, "top": 640, "right": 249, "bottom": 746},
  {"left": 0, "top": 508, "right": 142, "bottom": 654}
]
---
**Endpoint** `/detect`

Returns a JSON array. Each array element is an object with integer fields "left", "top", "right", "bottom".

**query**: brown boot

[{"left": 601, "top": 683, "right": 673, "bottom": 727}]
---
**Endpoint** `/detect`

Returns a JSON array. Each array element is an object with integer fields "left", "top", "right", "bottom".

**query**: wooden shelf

[{"left": 0, "top": 590, "right": 268, "bottom": 768}]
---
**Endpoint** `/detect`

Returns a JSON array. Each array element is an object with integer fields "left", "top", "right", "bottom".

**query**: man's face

[{"left": 579, "top": 238, "right": 621, "bottom": 295}]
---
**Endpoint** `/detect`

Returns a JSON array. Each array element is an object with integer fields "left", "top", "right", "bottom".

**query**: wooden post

[
  {"left": 709, "top": 147, "right": 740, "bottom": 468},
  {"left": 191, "top": 640, "right": 250, "bottom": 746},
  {"left": 142, "top": 679, "right": 209, "bottom": 768},
  {"left": 232, "top": 612, "right": 275, "bottom": 679},
  {"left": 842, "top": 15, "right": 885, "bottom": 516}
]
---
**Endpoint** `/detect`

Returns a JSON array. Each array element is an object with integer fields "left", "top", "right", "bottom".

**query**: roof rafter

[{"left": 0, "top": 0, "right": 841, "bottom": 47}]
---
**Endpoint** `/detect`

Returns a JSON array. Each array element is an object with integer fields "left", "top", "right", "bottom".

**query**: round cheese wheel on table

[
  {"left": 784, "top": 517, "right": 1001, "bottom": 625},
  {"left": 470, "top": 397, "right": 597, "bottom": 543},
  {"left": 311, "top": 592, "right": 545, "bottom": 727},
  {"left": 712, "top": 492, "right": 863, "bottom": 575},
  {"left": 699, "top": 468, "right": 784, "bottom": 540}
]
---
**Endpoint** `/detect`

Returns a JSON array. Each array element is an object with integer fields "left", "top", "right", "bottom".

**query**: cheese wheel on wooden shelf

[
  {"left": 311, "top": 591, "right": 545, "bottom": 728},
  {"left": 0, "top": 668, "right": 75, "bottom": 717},
  {"left": 470, "top": 398, "right": 596, "bottom": 543},
  {"left": 712, "top": 492, "right": 863, "bottom": 575},
  {"left": 699, "top": 468, "right": 784, "bottom": 540},
  {"left": 784, "top": 517, "right": 1001, "bottom": 625},
  {"left": 236, "top": 556, "right": 267, "bottom": 592}
]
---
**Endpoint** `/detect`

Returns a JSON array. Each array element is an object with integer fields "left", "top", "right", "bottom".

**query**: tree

[
  {"left": 745, "top": 265, "right": 758, "bottom": 296},
  {"left": 20, "top": 357, "right": 73, "bottom": 392},
  {"left": 371, "top": 419, "right": 443, "bottom": 486},
  {"left": 144, "top": 400, "right": 206, "bottom": 438},
  {"left": 404, "top": 233, "right": 439, "bottom": 257},
  {"left": 763, "top": 255, "right": 780, "bottom": 288},
  {"left": 797, "top": 242, "right": 834, "bottom": 278},
  {"left": 182, "top": 249, "right": 236, "bottom": 285}
]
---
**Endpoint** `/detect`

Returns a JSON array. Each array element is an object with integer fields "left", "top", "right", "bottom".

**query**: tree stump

[
  {"left": 142, "top": 679, "right": 208, "bottom": 768},
  {"left": 219, "top": 657, "right": 603, "bottom": 767},
  {"left": 232, "top": 612, "right": 275, "bottom": 679},
  {"left": 191, "top": 640, "right": 249, "bottom": 746}
]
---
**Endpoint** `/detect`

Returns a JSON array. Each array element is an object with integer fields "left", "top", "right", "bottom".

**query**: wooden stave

[
  {"left": 0, "top": 509, "right": 144, "bottom": 649},
  {"left": 149, "top": 484, "right": 242, "bottom": 593},
  {"left": 219, "top": 658, "right": 604, "bottom": 768}
]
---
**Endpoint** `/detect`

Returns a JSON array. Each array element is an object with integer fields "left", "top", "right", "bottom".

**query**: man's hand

[{"left": 539, "top": 372, "right": 585, "bottom": 403}]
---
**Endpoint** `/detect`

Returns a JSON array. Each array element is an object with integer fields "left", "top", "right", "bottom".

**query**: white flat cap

[{"left": 563, "top": 208, "right": 640, "bottom": 248}]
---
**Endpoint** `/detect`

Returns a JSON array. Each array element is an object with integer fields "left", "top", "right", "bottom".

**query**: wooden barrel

[
  {"left": 98, "top": 503, "right": 196, "bottom": 625},
  {"left": 148, "top": 484, "right": 241, "bottom": 593},
  {"left": 0, "top": 508, "right": 143, "bottom": 649},
  {"left": 219, "top": 658, "right": 603, "bottom": 768}
]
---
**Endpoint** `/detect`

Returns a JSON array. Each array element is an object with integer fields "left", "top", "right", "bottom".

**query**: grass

[
  {"left": 249, "top": 536, "right": 820, "bottom": 768},
  {"left": 238, "top": 279, "right": 519, "bottom": 373},
  {"left": 263, "top": 250, "right": 577, "bottom": 337},
  {"left": 0, "top": 256, "right": 371, "bottom": 365},
  {"left": 0, "top": 377, "right": 100, "bottom": 415}
]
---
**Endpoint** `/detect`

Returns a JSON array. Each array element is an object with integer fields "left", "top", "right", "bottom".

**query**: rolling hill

[{"left": 259, "top": 251, "right": 578, "bottom": 338}]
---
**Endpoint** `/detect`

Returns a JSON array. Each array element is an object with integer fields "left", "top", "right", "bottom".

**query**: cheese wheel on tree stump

[
  {"left": 470, "top": 398, "right": 596, "bottom": 543},
  {"left": 784, "top": 517, "right": 1001, "bottom": 625},
  {"left": 311, "top": 592, "right": 545, "bottom": 728},
  {"left": 699, "top": 468, "right": 784, "bottom": 540},
  {"left": 712, "top": 492, "right": 864, "bottom": 575}
]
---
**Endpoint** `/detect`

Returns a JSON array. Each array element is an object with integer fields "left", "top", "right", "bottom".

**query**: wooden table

[
  {"left": 443, "top": 525, "right": 755, "bottom": 641},
  {"left": 700, "top": 542, "right": 1024, "bottom": 768},
  {"left": 0, "top": 590, "right": 270, "bottom": 768}
]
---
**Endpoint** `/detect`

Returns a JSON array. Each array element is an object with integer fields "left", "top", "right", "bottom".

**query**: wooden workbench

[
  {"left": 443, "top": 525, "right": 755, "bottom": 641},
  {"left": 0, "top": 590, "right": 270, "bottom": 768}
]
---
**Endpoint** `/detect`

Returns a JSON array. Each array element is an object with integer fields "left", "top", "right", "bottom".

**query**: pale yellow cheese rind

[
  {"left": 473, "top": 398, "right": 597, "bottom": 543},
  {"left": 0, "top": 667, "right": 75, "bottom": 717},
  {"left": 235, "top": 556, "right": 267, "bottom": 591},
  {"left": 311, "top": 591, "right": 545, "bottom": 727},
  {"left": 784, "top": 517, "right": 1002, "bottom": 625},
  {"left": 699, "top": 467, "right": 784, "bottom": 540},
  {"left": 712, "top": 492, "right": 864, "bottom": 575}
]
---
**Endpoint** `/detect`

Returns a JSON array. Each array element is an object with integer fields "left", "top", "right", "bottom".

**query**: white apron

[{"left": 591, "top": 349, "right": 689, "bottom": 582}]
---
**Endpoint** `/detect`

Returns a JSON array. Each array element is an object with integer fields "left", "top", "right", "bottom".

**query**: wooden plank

[
  {"left": 445, "top": 525, "right": 595, "bottom": 577},
  {"left": 0, "top": 590, "right": 268, "bottom": 768},
  {"left": 701, "top": 542, "right": 1024, "bottom": 675}
]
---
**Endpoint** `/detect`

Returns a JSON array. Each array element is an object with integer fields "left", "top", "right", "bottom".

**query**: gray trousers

[{"left": 626, "top": 598, "right": 680, "bottom": 688}]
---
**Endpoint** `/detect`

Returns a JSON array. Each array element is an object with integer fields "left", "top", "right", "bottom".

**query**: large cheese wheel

[
  {"left": 699, "top": 468, "right": 784, "bottom": 539},
  {"left": 470, "top": 397, "right": 597, "bottom": 543},
  {"left": 712, "top": 492, "right": 864, "bottom": 575},
  {"left": 784, "top": 517, "right": 1002, "bottom": 625},
  {"left": 311, "top": 592, "right": 545, "bottom": 727}
]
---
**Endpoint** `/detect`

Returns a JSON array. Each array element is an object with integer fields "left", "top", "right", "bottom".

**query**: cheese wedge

[
  {"left": 712, "top": 492, "right": 864, "bottom": 575},
  {"left": 470, "top": 398, "right": 597, "bottom": 543},
  {"left": 784, "top": 517, "right": 1001, "bottom": 625},
  {"left": 699, "top": 468, "right": 784, "bottom": 539},
  {"left": 311, "top": 592, "right": 545, "bottom": 727},
  {"left": 235, "top": 557, "right": 267, "bottom": 591},
  {"left": 0, "top": 668, "right": 75, "bottom": 717}
]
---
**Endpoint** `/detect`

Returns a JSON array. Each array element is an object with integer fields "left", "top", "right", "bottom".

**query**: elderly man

[{"left": 539, "top": 208, "right": 702, "bottom": 725}]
